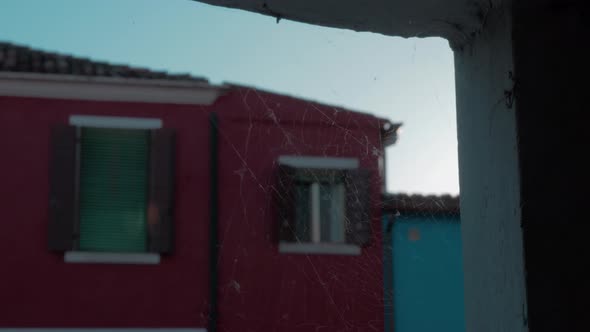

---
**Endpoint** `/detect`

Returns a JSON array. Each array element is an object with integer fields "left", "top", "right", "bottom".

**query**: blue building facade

[{"left": 382, "top": 194, "right": 464, "bottom": 332}]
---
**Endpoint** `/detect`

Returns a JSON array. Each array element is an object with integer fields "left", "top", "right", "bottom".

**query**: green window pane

[{"left": 78, "top": 128, "right": 149, "bottom": 252}]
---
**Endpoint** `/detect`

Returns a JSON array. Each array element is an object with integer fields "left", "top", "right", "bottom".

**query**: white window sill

[
  {"left": 64, "top": 251, "right": 160, "bottom": 265},
  {"left": 279, "top": 242, "right": 361, "bottom": 256}
]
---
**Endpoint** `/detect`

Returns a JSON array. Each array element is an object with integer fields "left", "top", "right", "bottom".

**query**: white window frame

[
  {"left": 64, "top": 115, "right": 163, "bottom": 265},
  {"left": 277, "top": 156, "right": 361, "bottom": 256},
  {"left": 69, "top": 115, "right": 162, "bottom": 129}
]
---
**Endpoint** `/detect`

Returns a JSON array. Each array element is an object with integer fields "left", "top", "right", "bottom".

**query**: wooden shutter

[
  {"left": 48, "top": 125, "right": 77, "bottom": 251},
  {"left": 147, "top": 128, "right": 176, "bottom": 254},
  {"left": 345, "top": 169, "right": 372, "bottom": 246},
  {"left": 277, "top": 165, "right": 298, "bottom": 242}
]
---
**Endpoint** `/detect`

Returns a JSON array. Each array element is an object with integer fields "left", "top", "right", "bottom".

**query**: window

[
  {"left": 48, "top": 116, "right": 175, "bottom": 264},
  {"left": 276, "top": 156, "right": 371, "bottom": 255},
  {"left": 79, "top": 127, "right": 150, "bottom": 252},
  {"left": 294, "top": 182, "right": 346, "bottom": 243}
]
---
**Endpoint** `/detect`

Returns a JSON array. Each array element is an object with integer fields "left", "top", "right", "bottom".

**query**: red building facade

[{"left": 0, "top": 42, "right": 398, "bottom": 332}]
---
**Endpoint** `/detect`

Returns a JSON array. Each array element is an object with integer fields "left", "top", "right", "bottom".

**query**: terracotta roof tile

[{"left": 0, "top": 41, "right": 208, "bottom": 83}]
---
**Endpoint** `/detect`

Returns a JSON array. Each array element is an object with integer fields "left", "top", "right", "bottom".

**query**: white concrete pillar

[{"left": 454, "top": 7, "right": 528, "bottom": 332}]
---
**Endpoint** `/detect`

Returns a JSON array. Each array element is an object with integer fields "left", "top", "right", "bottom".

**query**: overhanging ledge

[{"left": 194, "top": 0, "right": 500, "bottom": 48}]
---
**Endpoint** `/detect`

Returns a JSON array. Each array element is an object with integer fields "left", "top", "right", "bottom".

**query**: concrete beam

[{"left": 195, "top": 0, "right": 501, "bottom": 48}]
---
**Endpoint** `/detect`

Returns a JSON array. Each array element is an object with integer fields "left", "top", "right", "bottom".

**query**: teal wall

[{"left": 384, "top": 214, "right": 465, "bottom": 332}]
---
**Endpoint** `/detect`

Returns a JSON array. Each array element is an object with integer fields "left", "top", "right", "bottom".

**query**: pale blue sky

[{"left": 0, "top": 0, "right": 459, "bottom": 195}]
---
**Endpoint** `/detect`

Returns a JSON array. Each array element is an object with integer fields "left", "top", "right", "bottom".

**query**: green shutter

[{"left": 78, "top": 128, "right": 149, "bottom": 252}]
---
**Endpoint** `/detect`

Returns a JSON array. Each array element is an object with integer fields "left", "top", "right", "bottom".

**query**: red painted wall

[{"left": 0, "top": 87, "right": 385, "bottom": 331}]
